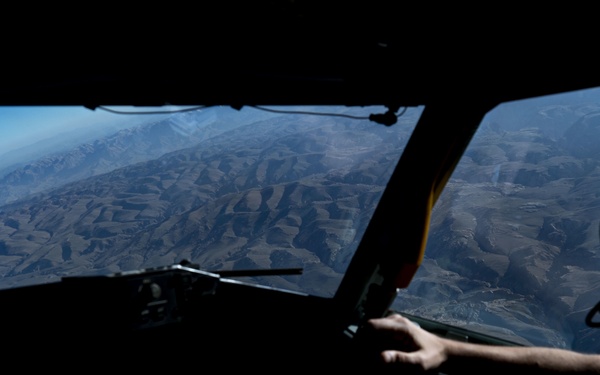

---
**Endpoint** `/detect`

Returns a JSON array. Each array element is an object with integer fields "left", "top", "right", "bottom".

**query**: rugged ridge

[
  {"left": 0, "top": 109, "right": 411, "bottom": 297},
  {"left": 394, "top": 115, "right": 600, "bottom": 351}
]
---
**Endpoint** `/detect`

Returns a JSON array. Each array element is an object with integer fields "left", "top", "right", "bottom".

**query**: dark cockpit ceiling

[
  {"left": 2, "top": 3, "right": 600, "bottom": 109},
  {"left": 3, "top": 47, "right": 598, "bottom": 110}
]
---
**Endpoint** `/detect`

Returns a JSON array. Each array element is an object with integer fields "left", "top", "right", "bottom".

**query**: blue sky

[
  {"left": 0, "top": 105, "right": 198, "bottom": 155},
  {"left": 0, "top": 106, "right": 120, "bottom": 154}
]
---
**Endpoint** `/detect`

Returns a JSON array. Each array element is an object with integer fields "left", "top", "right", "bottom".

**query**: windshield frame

[{"left": 333, "top": 100, "right": 497, "bottom": 330}]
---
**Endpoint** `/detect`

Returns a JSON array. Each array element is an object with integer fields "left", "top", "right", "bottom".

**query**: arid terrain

[{"left": 2, "top": 101, "right": 600, "bottom": 352}]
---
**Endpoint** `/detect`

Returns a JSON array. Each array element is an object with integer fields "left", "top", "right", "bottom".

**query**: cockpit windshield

[
  {"left": 392, "top": 87, "right": 600, "bottom": 354},
  {"left": 0, "top": 105, "right": 421, "bottom": 296},
  {"left": 4, "top": 90, "right": 600, "bottom": 355}
]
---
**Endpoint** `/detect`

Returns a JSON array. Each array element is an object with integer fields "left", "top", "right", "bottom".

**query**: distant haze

[{"left": 0, "top": 106, "right": 192, "bottom": 156}]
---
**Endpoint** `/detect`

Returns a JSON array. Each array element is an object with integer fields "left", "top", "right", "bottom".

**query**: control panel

[{"left": 60, "top": 265, "right": 220, "bottom": 332}]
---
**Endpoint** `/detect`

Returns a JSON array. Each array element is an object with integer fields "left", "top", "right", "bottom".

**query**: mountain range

[
  {"left": 394, "top": 99, "right": 600, "bottom": 352},
  {"left": 0, "top": 106, "right": 413, "bottom": 297},
  {"left": 2, "top": 99, "right": 600, "bottom": 353}
]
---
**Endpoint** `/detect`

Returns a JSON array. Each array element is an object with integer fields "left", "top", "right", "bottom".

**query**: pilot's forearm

[{"left": 441, "top": 339, "right": 600, "bottom": 374}]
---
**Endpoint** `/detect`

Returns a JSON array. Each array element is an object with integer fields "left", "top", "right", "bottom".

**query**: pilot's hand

[{"left": 365, "top": 313, "right": 448, "bottom": 372}]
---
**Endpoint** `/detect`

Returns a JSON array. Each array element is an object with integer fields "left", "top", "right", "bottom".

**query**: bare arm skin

[{"left": 366, "top": 314, "right": 600, "bottom": 374}]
